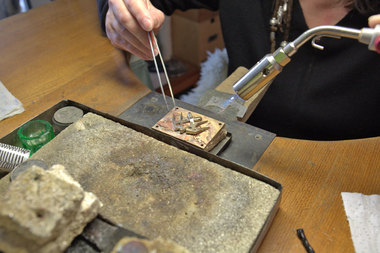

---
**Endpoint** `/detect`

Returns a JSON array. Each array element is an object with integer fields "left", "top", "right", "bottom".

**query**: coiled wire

[{"left": 0, "top": 143, "right": 30, "bottom": 172}]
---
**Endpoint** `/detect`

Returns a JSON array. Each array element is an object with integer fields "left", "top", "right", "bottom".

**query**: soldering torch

[{"left": 232, "top": 24, "right": 380, "bottom": 100}]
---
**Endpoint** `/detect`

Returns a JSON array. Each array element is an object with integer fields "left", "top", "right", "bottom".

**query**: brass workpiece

[
  {"left": 153, "top": 107, "right": 226, "bottom": 151},
  {"left": 184, "top": 112, "right": 209, "bottom": 135}
]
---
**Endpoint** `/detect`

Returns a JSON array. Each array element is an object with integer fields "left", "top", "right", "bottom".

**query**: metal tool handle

[
  {"left": 359, "top": 24, "right": 380, "bottom": 53},
  {"left": 233, "top": 24, "right": 380, "bottom": 100}
]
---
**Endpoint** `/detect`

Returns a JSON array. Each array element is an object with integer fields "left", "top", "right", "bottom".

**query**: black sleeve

[
  {"left": 97, "top": 0, "right": 108, "bottom": 33},
  {"left": 96, "top": 0, "right": 220, "bottom": 33},
  {"left": 150, "top": 0, "right": 219, "bottom": 15}
]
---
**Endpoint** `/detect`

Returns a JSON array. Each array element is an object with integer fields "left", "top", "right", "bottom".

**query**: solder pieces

[
  {"left": 172, "top": 112, "right": 209, "bottom": 135},
  {"left": 153, "top": 107, "right": 227, "bottom": 151},
  {"left": 185, "top": 112, "right": 209, "bottom": 135}
]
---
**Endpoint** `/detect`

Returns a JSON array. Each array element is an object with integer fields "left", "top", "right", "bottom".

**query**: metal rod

[
  {"left": 233, "top": 25, "right": 363, "bottom": 100},
  {"left": 284, "top": 25, "right": 361, "bottom": 56},
  {"left": 154, "top": 35, "right": 176, "bottom": 109},
  {"left": 148, "top": 31, "right": 169, "bottom": 110}
]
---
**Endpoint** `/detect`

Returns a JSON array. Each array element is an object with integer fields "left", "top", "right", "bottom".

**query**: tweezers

[{"left": 147, "top": 31, "right": 176, "bottom": 110}]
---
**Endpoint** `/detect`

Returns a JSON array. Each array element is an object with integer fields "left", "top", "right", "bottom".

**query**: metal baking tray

[
  {"left": 0, "top": 100, "right": 282, "bottom": 253},
  {"left": 120, "top": 91, "right": 276, "bottom": 169}
]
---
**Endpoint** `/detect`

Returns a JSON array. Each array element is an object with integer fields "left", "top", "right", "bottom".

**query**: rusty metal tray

[
  {"left": 0, "top": 99, "right": 282, "bottom": 253},
  {"left": 120, "top": 92, "right": 276, "bottom": 169}
]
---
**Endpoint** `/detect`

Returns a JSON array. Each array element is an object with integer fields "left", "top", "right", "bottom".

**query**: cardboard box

[
  {"left": 173, "top": 9, "right": 219, "bottom": 22},
  {"left": 172, "top": 13, "right": 225, "bottom": 66}
]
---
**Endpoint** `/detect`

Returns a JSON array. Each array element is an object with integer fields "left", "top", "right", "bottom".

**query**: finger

[
  {"left": 107, "top": 27, "right": 154, "bottom": 60},
  {"left": 106, "top": 11, "right": 155, "bottom": 59},
  {"left": 107, "top": 5, "right": 155, "bottom": 56},
  {"left": 109, "top": 32, "right": 153, "bottom": 60},
  {"left": 108, "top": 0, "right": 157, "bottom": 52},
  {"left": 124, "top": 0, "right": 155, "bottom": 31},
  {"left": 368, "top": 14, "right": 380, "bottom": 28},
  {"left": 149, "top": 6, "right": 165, "bottom": 30}
]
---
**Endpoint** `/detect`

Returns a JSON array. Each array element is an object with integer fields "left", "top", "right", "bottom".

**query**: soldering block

[
  {"left": 27, "top": 112, "right": 280, "bottom": 253},
  {"left": 153, "top": 107, "right": 227, "bottom": 151}
]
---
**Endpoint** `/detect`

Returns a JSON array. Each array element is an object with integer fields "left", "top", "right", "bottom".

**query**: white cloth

[
  {"left": 0, "top": 81, "right": 24, "bottom": 121},
  {"left": 341, "top": 192, "right": 380, "bottom": 253},
  {"left": 180, "top": 48, "right": 229, "bottom": 105}
]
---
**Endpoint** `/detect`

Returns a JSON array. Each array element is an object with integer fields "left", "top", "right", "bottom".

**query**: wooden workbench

[{"left": 0, "top": 0, "right": 379, "bottom": 252}]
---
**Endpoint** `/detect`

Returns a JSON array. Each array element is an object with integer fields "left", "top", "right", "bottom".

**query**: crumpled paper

[
  {"left": 0, "top": 81, "right": 24, "bottom": 121},
  {"left": 341, "top": 192, "right": 380, "bottom": 253}
]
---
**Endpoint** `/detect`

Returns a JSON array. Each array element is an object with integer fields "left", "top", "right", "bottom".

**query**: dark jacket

[{"left": 97, "top": 0, "right": 380, "bottom": 140}]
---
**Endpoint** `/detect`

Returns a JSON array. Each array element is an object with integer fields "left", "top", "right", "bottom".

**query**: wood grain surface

[
  {"left": 0, "top": 0, "right": 379, "bottom": 252},
  {"left": 255, "top": 137, "right": 380, "bottom": 252},
  {"left": 0, "top": 0, "right": 150, "bottom": 139}
]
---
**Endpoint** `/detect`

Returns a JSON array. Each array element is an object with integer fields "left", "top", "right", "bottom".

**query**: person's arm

[
  {"left": 97, "top": 0, "right": 219, "bottom": 60},
  {"left": 97, "top": 0, "right": 109, "bottom": 33}
]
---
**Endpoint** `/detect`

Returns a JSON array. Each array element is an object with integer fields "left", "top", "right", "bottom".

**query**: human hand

[
  {"left": 368, "top": 14, "right": 380, "bottom": 28},
  {"left": 105, "top": 0, "right": 165, "bottom": 60}
]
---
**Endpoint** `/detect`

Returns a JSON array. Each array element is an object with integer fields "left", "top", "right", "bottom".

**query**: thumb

[
  {"left": 150, "top": 6, "right": 165, "bottom": 31},
  {"left": 368, "top": 14, "right": 380, "bottom": 28},
  {"left": 125, "top": 0, "right": 162, "bottom": 31}
]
